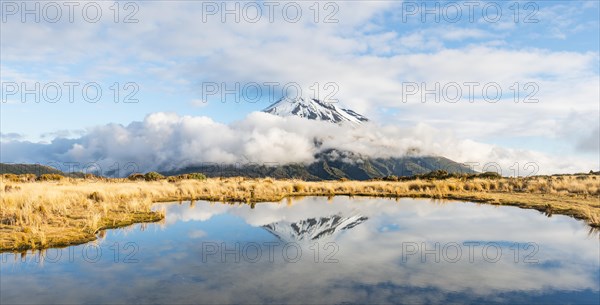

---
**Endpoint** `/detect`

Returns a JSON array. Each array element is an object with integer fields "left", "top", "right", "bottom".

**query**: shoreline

[{"left": 1, "top": 176, "right": 598, "bottom": 252}]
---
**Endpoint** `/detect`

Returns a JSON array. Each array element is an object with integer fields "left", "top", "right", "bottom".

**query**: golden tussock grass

[{"left": 1, "top": 174, "right": 598, "bottom": 252}]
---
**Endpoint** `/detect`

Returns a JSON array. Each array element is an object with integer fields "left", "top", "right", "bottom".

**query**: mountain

[
  {"left": 263, "top": 96, "right": 369, "bottom": 124},
  {"left": 262, "top": 213, "right": 368, "bottom": 242},
  {"left": 0, "top": 163, "right": 66, "bottom": 176},
  {"left": 3, "top": 97, "right": 476, "bottom": 180},
  {"left": 308, "top": 149, "right": 476, "bottom": 179}
]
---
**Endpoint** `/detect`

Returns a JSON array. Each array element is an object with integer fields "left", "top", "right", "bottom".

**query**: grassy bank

[{"left": 1, "top": 174, "right": 599, "bottom": 252}]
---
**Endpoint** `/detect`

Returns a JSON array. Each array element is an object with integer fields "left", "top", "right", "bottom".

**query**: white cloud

[
  {"left": 0, "top": 132, "right": 24, "bottom": 141},
  {"left": 0, "top": 112, "right": 596, "bottom": 175},
  {"left": 188, "top": 229, "right": 208, "bottom": 239}
]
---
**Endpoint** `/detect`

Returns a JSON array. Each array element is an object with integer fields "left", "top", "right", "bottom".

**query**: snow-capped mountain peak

[{"left": 263, "top": 96, "right": 369, "bottom": 124}]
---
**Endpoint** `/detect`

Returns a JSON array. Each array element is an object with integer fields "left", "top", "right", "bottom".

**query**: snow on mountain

[
  {"left": 263, "top": 96, "right": 369, "bottom": 124},
  {"left": 262, "top": 214, "right": 368, "bottom": 242}
]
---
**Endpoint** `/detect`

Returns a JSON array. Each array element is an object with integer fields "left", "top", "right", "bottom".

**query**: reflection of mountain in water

[{"left": 262, "top": 214, "right": 368, "bottom": 242}]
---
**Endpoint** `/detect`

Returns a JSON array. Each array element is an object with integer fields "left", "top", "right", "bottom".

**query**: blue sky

[{"left": 1, "top": 0, "right": 599, "bottom": 174}]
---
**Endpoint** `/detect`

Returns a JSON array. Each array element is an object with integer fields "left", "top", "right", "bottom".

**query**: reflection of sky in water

[{"left": 1, "top": 197, "right": 599, "bottom": 304}]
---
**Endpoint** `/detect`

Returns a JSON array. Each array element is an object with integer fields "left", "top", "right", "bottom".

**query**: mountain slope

[
  {"left": 164, "top": 149, "right": 476, "bottom": 180},
  {"left": 263, "top": 97, "right": 369, "bottom": 124},
  {"left": 0, "top": 163, "right": 66, "bottom": 176}
]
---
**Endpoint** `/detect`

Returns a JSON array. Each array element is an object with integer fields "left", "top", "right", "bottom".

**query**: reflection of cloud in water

[
  {"left": 188, "top": 230, "right": 207, "bottom": 239},
  {"left": 2, "top": 197, "right": 599, "bottom": 304},
  {"left": 153, "top": 197, "right": 600, "bottom": 299},
  {"left": 162, "top": 202, "right": 232, "bottom": 224}
]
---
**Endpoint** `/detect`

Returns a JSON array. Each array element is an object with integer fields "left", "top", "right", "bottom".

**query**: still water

[{"left": 1, "top": 197, "right": 599, "bottom": 304}]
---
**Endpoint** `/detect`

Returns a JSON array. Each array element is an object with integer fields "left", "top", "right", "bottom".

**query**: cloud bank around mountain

[{"left": 1, "top": 112, "right": 596, "bottom": 176}]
